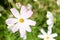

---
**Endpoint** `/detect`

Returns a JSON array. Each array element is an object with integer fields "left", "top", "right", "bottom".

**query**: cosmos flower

[
  {"left": 38, "top": 11, "right": 57, "bottom": 40},
  {"left": 38, "top": 29, "right": 57, "bottom": 40},
  {"left": 6, "top": 5, "right": 36, "bottom": 40}
]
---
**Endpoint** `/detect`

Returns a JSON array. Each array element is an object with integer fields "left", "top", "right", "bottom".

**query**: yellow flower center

[
  {"left": 45, "top": 35, "right": 49, "bottom": 40},
  {"left": 19, "top": 18, "right": 24, "bottom": 23}
]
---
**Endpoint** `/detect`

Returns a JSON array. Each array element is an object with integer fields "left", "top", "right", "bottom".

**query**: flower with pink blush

[{"left": 6, "top": 5, "right": 36, "bottom": 40}]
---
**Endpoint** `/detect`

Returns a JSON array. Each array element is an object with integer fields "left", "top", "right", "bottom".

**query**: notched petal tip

[
  {"left": 25, "top": 26, "right": 32, "bottom": 32},
  {"left": 30, "top": 21, "right": 36, "bottom": 26},
  {"left": 10, "top": 8, "right": 16, "bottom": 11},
  {"left": 29, "top": 20, "right": 36, "bottom": 26},
  {"left": 10, "top": 8, "right": 20, "bottom": 18}
]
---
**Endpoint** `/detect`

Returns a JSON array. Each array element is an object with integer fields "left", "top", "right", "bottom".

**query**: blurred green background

[{"left": 0, "top": 0, "right": 60, "bottom": 40}]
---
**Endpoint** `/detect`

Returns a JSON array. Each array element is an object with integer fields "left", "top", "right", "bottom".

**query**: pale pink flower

[{"left": 6, "top": 5, "right": 36, "bottom": 40}]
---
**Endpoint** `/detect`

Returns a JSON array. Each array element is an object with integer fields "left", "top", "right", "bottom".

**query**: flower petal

[
  {"left": 48, "top": 24, "right": 53, "bottom": 30},
  {"left": 20, "top": 5, "right": 33, "bottom": 18},
  {"left": 25, "top": 25, "right": 31, "bottom": 32},
  {"left": 40, "top": 29, "right": 46, "bottom": 35},
  {"left": 25, "top": 10, "right": 33, "bottom": 18},
  {"left": 6, "top": 18, "right": 17, "bottom": 25},
  {"left": 50, "top": 38, "right": 56, "bottom": 40},
  {"left": 19, "top": 25, "right": 26, "bottom": 39},
  {"left": 10, "top": 8, "right": 20, "bottom": 18},
  {"left": 47, "top": 11, "right": 54, "bottom": 20},
  {"left": 47, "top": 28, "right": 52, "bottom": 35},
  {"left": 52, "top": 39, "right": 55, "bottom": 40},
  {"left": 20, "top": 5, "right": 27, "bottom": 15},
  {"left": 7, "top": 24, "right": 14, "bottom": 31},
  {"left": 25, "top": 19, "right": 36, "bottom": 26},
  {"left": 38, "top": 35, "right": 45, "bottom": 38},
  {"left": 11, "top": 23, "right": 20, "bottom": 33},
  {"left": 46, "top": 19, "right": 54, "bottom": 26},
  {"left": 51, "top": 33, "right": 57, "bottom": 37}
]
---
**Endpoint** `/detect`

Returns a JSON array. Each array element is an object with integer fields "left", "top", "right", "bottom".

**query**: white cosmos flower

[
  {"left": 6, "top": 5, "right": 36, "bottom": 40},
  {"left": 38, "top": 29, "right": 57, "bottom": 40}
]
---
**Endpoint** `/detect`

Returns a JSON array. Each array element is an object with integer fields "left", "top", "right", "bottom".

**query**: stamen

[{"left": 19, "top": 18, "right": 24, "bottom": 23}]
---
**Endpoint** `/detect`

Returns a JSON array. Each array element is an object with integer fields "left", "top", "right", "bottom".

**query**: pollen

[{"left": 19, "top": 18, "right": 24, "bottom": 23}]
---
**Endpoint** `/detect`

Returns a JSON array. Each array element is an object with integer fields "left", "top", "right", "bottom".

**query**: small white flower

[
  {"left": 38, "top": 29, "right": 57, "bottom": 40},
  {"left": 57, "top": 0, "right": 60, "bottom": 6},
  {"left": 16, "top": 3, "right": 21, "bottom": 9},
  {"left": 6, "top": 5, "right": 36, "bottom": 40}
]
